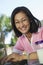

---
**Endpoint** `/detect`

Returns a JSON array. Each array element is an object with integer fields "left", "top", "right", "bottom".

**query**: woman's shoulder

[
  {"left": 17, "top": 35, "right": 25, "bottom": 42},
  {"left": 33, "top": 26, "right": 43, "bottom": 36},
  {"left": 38, "top": 26, "right": 43, "bottom": 32},
  {"left": 32, "top": 27, "right": 43, "bottom": 42}
]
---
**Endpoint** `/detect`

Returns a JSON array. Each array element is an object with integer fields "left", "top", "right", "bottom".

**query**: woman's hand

[
  {"left": 1, "top": 52, "right": 28, "bottom": 65},
  {"left": 1, "top": 52, "right": 38, "bottom": 65},
  {"left": 29, "top": 52, "right": 38, "bottom": 60},
  {"left": 1, "top": 53, "right": 20, "bottom": 65}
]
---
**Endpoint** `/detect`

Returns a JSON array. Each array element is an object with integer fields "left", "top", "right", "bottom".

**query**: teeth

[
  {"left": 22, "top": 28, "right": 25, "bottom": 29},
  {"left": 22, "top": 28, "right": 25, "bottom": 30}
]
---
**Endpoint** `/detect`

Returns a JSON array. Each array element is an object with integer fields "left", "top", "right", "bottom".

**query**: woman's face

[{"left": 14, "top": 12, "right": 30, "bottom": 34}]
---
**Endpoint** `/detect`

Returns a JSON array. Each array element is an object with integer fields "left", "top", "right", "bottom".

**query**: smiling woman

[
  {"left": 1, "top": 6, "right": 43, "bottom": 65},
  {"left": 14, "top": 11, "right": 30, "bottom": 34}
]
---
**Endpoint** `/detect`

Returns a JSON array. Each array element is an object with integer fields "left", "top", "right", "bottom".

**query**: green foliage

[
  {"left": 0, "top": 51, "right": 3, "bottom": 58},
  {"left": 0, "top": 44, "right": 4, "bottom": 49},
  {"left": 0, "top": 15, "right": 12, "bottom": 47},
  {"left": 0, "top": 52, "right": 2, "bottom": 55},
  {"left": 0, "top": 15, "right": 16, "bottom": 58},
  {"left": 4, "top": 17, "right": 12, "bottom": 31},
  {"left": 0, "top": 48, "right": 4, "bottom": 59},
  {"left": 9, "top": 36, "right": 18, "bottom": 46},
  {"left": 5, "top": 44, "right": 9, "bottom": 48},
  {"left": 0, "top": 15, "right": 12, "bottom": 32}
]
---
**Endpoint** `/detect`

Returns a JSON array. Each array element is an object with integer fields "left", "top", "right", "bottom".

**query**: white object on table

[{"left": 37, "top": 48, "right": 43, "bottom": 64}]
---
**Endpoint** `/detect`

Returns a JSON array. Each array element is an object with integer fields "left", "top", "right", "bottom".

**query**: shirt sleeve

[
  {"left": 38, "top": 27, "right": 43, "bottom": 39},
  {"left": 40, "top": 27, "right": 43, "bottom": 39},
  {"left": 13, "top": 37, "right": 24, "bottom": 54}
]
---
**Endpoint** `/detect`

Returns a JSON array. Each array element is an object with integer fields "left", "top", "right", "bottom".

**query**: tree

[{"left": 0, "top": 15, "right": 12, "bottom": 56}]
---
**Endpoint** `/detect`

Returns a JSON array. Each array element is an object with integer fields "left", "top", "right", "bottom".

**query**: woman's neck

[{"left": 25, "top": 32, "right": 32, "bottom": 42}]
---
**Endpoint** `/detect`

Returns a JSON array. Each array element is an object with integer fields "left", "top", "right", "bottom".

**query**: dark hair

[{"left": 11, "top": 6, "right": 41, "bottom": 37}]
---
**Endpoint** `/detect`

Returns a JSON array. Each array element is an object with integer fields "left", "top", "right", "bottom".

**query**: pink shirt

[{"left": 13, "top": 27, "right": 43, "bottom": 54}]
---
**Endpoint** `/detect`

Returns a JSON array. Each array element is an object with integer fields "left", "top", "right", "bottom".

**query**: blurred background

[{"left": 0, "top": 0, "right": 43, "bottom": 62}]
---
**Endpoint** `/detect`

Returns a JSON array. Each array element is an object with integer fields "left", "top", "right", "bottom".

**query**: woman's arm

[
  {"left": 29, "top": 52, "right": 38, "bottom": 60},
  {"left": 1, "top": 52, "right": 28, "bottom": 65}
]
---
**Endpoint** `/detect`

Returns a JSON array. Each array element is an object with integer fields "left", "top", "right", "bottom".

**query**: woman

[
  {"left": 3, "top": 6, "right": 43, "bottom": 65},
  {"left": 10, "top": 6, "right": 43, "bottom": 65}
]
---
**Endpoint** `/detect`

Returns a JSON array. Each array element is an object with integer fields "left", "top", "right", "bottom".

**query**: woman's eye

[
  {"left": 16, "top": 22, "right": 19, "bottom": 23},
  {"left": 15, "top": 21, "right": 19, "bottom": 23},
  {"left": 23, "top": 19, "right": 26, "bottom": 21}
]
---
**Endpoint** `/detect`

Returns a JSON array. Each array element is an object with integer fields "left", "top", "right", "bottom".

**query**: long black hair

[{"left": 11, "top": 6, "right": 41, "bottom": 37}]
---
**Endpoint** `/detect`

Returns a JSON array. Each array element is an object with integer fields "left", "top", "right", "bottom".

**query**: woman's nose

[{"left": 19, "top": 22, "right": 24, "bottom": 27}]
